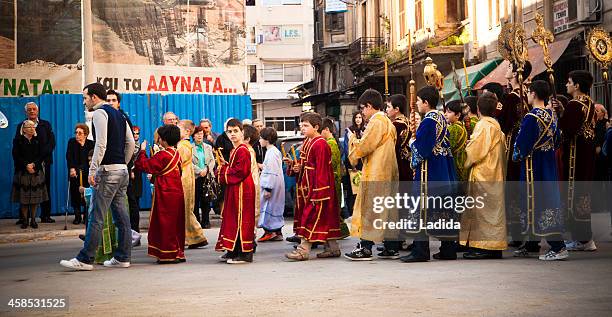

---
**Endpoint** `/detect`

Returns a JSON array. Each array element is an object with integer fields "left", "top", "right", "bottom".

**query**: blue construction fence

[{"left": 0, "top": 93, "right": 252, "bottom": 218}]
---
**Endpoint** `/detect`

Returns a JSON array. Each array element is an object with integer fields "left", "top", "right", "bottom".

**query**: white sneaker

[
  {"left": 103, "top": 257, "right": 130, "bottom": 268},
  {"left": 539, "top": 249, "right": 569, "bottom": 261},
  {"left": 60, "top": 258, "right": 93, "bottom": 271},
  {"left": 583, "top": 240, "right": 597, "bottom": 251}
]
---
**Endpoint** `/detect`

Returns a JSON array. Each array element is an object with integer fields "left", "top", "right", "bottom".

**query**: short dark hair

[
  {"left": 157, "top": 124, "right": 181, "bottom": 147},
  {"left": 568, "top": 70, "right": 593, "bottom": 94},
  {"left": 106, "top": 89, "right": 121, "bottom": 103},
  {"left": 260, "top": 127, "right": 278, "bottom": 144},
  {"left": 321, "top": 117, "right": 336, "bottom": 134},
  {"left": 465, "top": 96, "right": 478, "bottom": 114},
  {"left": 445, "top": 100, "right": 463, "bottom": 116},
  {"left": 481, "top": 82, "right": 504, "bottom": 101},
  {"left": 83, "top": 83, "right": 107, "bottom": 101},
  {"left": 416, "top": 85, "right": 439, "bottom": 109},
  {"left": 243, "top": 124, "right": 259, "bottom": 146},
  {"left": 300, "top": 112, "right": 322, "bottom": 132},
  {"left": 511, "top": 60, "right": 532, "bottom": 78},
  {"left": 358, "top": 89, "right": 384, "bottom": 110},
  {"left": 388, "top": 94, "right": 408, "bottom": 114},
  {"left": 529, "top": 80, "right": 551, "bottom": 101},
  {"left": 478, "top": 92, "right": 498, "bottom": 117},
  {"left": 556, "top": 94, "right": 569, "bottom": 108},
  {"left": 193, "top": 125, "right": 204, "bottom": 136},
  {"left": 226, "top": 118, "right": 243, "bottom": 131}
]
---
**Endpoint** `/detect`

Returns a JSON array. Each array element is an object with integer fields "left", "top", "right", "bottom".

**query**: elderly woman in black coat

[
  {"left": 66, "top": 123, "right": 95, "bottom": 224},
  {"left": 12, "top": 120, "right": 49, "bottom": 229}
]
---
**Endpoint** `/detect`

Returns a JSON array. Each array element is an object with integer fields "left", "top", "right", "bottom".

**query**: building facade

[
  {"left": 308, "top": 0, "right": 611, "bottom": 130},
  {"left": 245, "top": 0, "right": 314, "bottom": 137}
]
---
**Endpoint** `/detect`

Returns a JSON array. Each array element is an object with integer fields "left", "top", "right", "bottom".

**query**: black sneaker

[
  {"left": 16, "top": 218, "right": 24, "bottom": 225},
  {"left": 227, "top": 252, "right": 253, "bottom": 264},
  {"left": 78, "top": 234, "right": 86, "bottom": 241},
  {"left": 377, "top": 249, "right": 400, "bottom": 259},
  {"left": 40, "top": 217, "right": 55, "bottom": 223},
  {"left": 344, "top": 245, "right": 373, "bottom": 261}
]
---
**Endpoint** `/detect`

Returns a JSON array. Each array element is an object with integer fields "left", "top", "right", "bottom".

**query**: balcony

[
  {"left": 347, "top": 37, "right": 387, "bottom": 76},
  {"left": 348, "top": 37, "right": 387, "bottom": 64}
]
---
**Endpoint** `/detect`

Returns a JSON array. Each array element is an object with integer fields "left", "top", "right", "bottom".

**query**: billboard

[
  {"left": 92, "top": 0, "right": 246, "bottom": 94},
  {"left": 0, "top": 0, "right": 82, "bottom": 97},
  {"left": 0, "top": 0, "right": 246, "bottom": 96}
]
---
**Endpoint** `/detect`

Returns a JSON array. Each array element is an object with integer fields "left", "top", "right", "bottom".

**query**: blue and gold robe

[
  {"left": 513, "top": 107, "right": 563, "bottom": 236},
  {"left": 408, "top": 110, "right": 458, "bottom": 237}
]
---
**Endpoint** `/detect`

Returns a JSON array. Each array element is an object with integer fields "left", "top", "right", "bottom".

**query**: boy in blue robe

[
  {"left": 512, "top": 80, "right": 567, "bottom": 261},
  {"left": 401, "top": 86, "right": 458, "bottom": 263}
]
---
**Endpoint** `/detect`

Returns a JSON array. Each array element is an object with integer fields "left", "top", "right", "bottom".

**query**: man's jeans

[{"left": 77, "top": 169, "right": 131, "bottom": 264}]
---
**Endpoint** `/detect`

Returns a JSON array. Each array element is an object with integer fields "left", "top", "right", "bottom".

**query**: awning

[
  {"left": 291, "top": 91, "right": 340, "bottom": 106},
  {"left": 442, "top": 58, "right": 503, "bottom": 102},
  {"left": 473, "top": 37, "right": 572, "bottom": 89}
]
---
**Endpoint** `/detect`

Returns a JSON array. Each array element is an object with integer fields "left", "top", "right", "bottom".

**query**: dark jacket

[
  {"left": 13, "top": 135, "right": 47, "bottom": 173},
  {"left": 65, "top": 137, "right": 95, "bottom": 179},
  {"left": 214, "top": 132, "right": 234, "bottom": 161},
  {"left": 15, "top": 119, "right": 55, "bottom": 164}
]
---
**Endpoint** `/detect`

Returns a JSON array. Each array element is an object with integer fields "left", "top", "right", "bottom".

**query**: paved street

[{"left": 0, "top": 223, "right": 611, "bottom": 316}]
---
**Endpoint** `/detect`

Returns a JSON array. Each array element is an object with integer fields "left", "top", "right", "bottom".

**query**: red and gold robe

[
  {"left": 287, "top": 137, "right": 312, "bottom": 235},
  {"left": 135, "top": 148, "right": 186, "bottom": 262},
  {"left": 294, "top": 136, "right": 341, "bottom": 242},
  {"left": 215, "top": 143, "right": 256, "bottom": 253}
]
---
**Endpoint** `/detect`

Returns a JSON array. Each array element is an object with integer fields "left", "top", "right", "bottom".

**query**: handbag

[{"left": 202, "top": 170, "right": 220, "bottom": 201}]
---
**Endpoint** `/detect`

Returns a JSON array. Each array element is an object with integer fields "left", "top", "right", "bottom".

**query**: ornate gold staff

[
  {"left": 407, "top": 29, "right": 417, "bottom": 134},
  {"left": 586, "top": 27, "right": 612, "bottom": 114},
  {"left": 531, "top": 13, "right": 557, "bottom": 101},
  {"left": 423, "top": 57, "right": 445, "bottom": 106},
  {"left": 499, "top": 21, "right": 529, "bottom": 112}
]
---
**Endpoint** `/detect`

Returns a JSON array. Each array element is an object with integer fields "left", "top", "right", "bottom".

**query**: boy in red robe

[
  {"left": 216, "top": 118, "right": 256, "bottom": 264},
  {"left": 135, "top": 125, "right": 186, "bottom": 264},
  {"left": 285, "top": 112, "right": 341, "bottom": 261}
]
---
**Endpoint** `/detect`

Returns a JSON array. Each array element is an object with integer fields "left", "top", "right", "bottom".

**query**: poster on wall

[
  {"left": 91, "top": 0, "right": 246, "bottom": 94},
  {"left": 0, "top": 0, "right": 82, "bottom": 97},
  {"left": 263, "top": 25, "right": 303, "bottom": 44}
]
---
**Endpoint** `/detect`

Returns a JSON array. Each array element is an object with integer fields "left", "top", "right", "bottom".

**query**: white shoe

[
  {"left": 539, "top": 249, "right": 569, "bottom": 261},
  {"left": 583, "top": 240, "right": 597, "bottom": 251},
  {"left": 103, "top": 257, "right": 130, "bottom": 268},
  {"left": 60, "top": 258, "right": 93, "bottom": 271}
]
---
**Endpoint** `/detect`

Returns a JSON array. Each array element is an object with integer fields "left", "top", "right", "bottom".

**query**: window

[
  {"left": 415, "top": 0, "right": 424, "bottom": 31},
  {"left": 284, "top": 64, "right": 304, "bottom": 82},
  {"left": 263, "top": 64, "right": 303, "bottom": 82},
  {"left": 248, "top": 65, "right": 257, "bottom": 83},
  {"left": 399, "top": 0, "right": 406, "bottom": 39},
  {"left": 567, "top": 0, "right": 577, "bottom": 21},
  {"left": 246, "top": 0, "right": 255, "bottom": 6},
  {"left": 249, "top": 26, "right": 256, "bottom": 44},
  {"left": 263, "top": 64, "right": 284, "bottom": 82},
  {"left": 326, "top": 12, "right": 345, "bottom": 32},
  {"left": 265, "top": 117, "right": 299, "bottom": 133}
]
